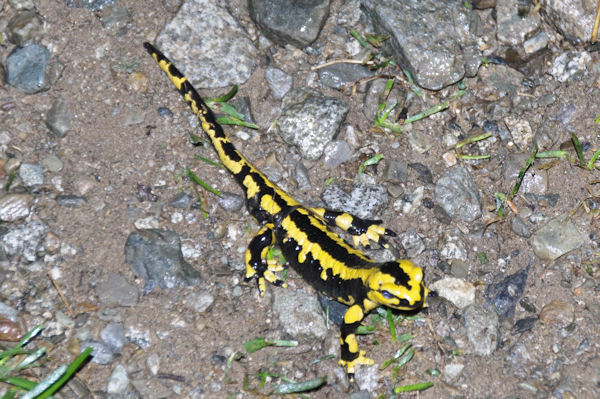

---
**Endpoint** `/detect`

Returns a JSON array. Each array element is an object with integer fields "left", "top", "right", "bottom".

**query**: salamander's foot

[{"left": 339, "top": 351, "right": 374, "bottom": 383}]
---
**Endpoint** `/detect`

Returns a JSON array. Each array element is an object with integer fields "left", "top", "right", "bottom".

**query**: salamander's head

[{"left": 366, "top": 260, "right": 429, "bottom": 310}]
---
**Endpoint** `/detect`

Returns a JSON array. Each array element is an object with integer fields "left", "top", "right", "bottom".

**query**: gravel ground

[{"left": 0, "top": 0, "right": 599, "bottom": 398}]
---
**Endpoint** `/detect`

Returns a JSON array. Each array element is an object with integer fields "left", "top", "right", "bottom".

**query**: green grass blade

[
  {"left": 271, "top": 375, "right": 327, "bottom": 394},
  {"left": 35, "top": 347, "right": 93, "bottom": 399},
  {"left": 216, "top": 116, "right": 259, "bottom": 129},
  {"left": 243, "top": 338, "right": 297, "bottom": 353},
  {"left": 207, "top": 85, "right": 238, "bottom": 103},
  {"left": 17, "top": 347, "right": 45, "bottom": 370},
  {"left": 186, "top": 168, "right": 222, "bottom": 196},
  {"left": 196, "top": 155, "right": 226, "bottom": 170},
  {"left": 21, "top": 364, "right": 67, "bottom": 399},
  {"left": 586, "top": 149, "right": 600, "bottom": 169},
  {"left": 535, "top": 150, "right": 568, "bottom": 158},
  {"left": 510, "top": 144, "right": 537, "bottom": 198},
  {"left": 571, "top": 133, "right": 585, "bottom": 165},
  {"left": 2, "top": 376, "right": 37, "bottom": 390},
  {"left": 394, "top": 381, "right": 434, "bottom": 393},
  {"left": 0, "top": 388, "right": 18, "bottom": 399},
  {"left": 404, "top": 101, "right": 448, "bottom": 125},
  {"left": 455, "top": 133, "right": 491, "bottom": 149},
  {"left": 386, "top": 308, "right": 396, "bottom": 341},
  {"left": 358, "top": 154, "right": 384, "bottom": 177},
  {"left": 350, "top": 30, "right": 369, "bottom": 48}
]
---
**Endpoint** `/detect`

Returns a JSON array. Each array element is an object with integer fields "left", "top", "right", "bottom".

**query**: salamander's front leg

[
  {"left": 311, "top": 207, "right": 396, "bottom": 248},
  {"left": 244, "top": 223, "right": 287, "bottom": 296},
  {"left": 338, "top": 304, "right": 373, "bottom": 382}
]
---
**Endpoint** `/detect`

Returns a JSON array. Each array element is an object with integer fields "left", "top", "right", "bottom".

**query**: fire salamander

[{"left": 144, "top": 42, "right": 429, "bottom": 381}]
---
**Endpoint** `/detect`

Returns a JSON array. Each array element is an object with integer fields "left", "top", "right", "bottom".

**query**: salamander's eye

[{"left": 381, "top": 290, "right": 394, "bottom": 299}]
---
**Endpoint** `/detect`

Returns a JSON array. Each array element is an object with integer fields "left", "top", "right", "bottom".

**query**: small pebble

[
  {"left": 147, "top": 353, "right": 160, "bottom": 375},
  {"left": 6, "top": 11, "right": 44, "bottom": 46},
  {"left": 0, "top": 194, "right": 31, "bottom": 222},
  {"left": 107, "top": 364, "right": 129, "bottom": 394},
  {"left": 56, "top": 195, "right": 87, "bottom": 208},
  {"left": 217, "top": 191, "right": 244, "bottom": 212},
  {"left": 18, "top": 163, "right": 43, "bottom": 188},
  {"left": 42, "top": 232, "right": 60, "bottom": 254},
  {"left": 0, "top": 317, "right": 21, "bottom": 341},
  {"left": 41, "top": 155, "right": 64, "bottom": 172},
  {"left": 45, "top": 98, "right": 73, "bottom": 138},
  {"left": 539, "top": 299, "right": 574, "bottom": 328},
  {"left": 100, "top": 323, "right": 125, "bottom": 353},
  {"left": 430, "top": 277, "right": 476, "bottom": 309},
  {"left": 6, "top": 44, "right": 50, "bottom": 93}
]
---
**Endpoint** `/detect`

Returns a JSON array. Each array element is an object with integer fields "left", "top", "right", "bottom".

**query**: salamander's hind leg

[
  {"left": 338, "top": 304, "right": 373, "bottom": 382},
  {"left": 244, "top": 223, "right": 287, "bottom": 296},
  {"left": 311, "top": 207, "right": 396, "bottom": 248}
]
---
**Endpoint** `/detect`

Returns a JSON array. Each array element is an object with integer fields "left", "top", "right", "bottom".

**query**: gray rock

[
  {"left": 6, "top": 11, "right": 44, "bottom": 46},
  {"left": 510, "top": 216, "right": 531, "bottom": 238},
  {"left": 399, "top": 228, "right": 424, "bottom": 257},
  {"left": 337, "top": 0, "right": 362, "bottom": 25},
  {"left": 156, "top": 0, "right": 258, "bottom": 88},
  {"left": 434, "top": 166, "right": 481, "bottom": 223},
  {"left": 294, "top": 161, "right": 311, "bottom": 189},
  {"left": 273, "top": 288, "right": 327, "bottom": 341},
  {"left": 495, "top": 0, "right": 541, "bottom": 46},
  {"left": 383, "top": 159, "right": 409, "bottom": 183},
  {"left": 183, "top": 291, "right": 214, "bottom": 313},
  {"left": 107, "top": 364, "right": 129, "bottom": 394},
  {"left": 485, "top": 262, "right": 530, "bottom": 320},
  {"left": 65, "top": 0, "right": 115, "bottom": 10},
  {"left": 100, "top": 323, "right": 126, "bottom": 353},
  {"left": 317, "top": 63, "right": 375, "bottom": 89},
  {"left": 539, "top": 299, "right": 575, "bottom": 328},
  {"left": 56, "top": 195, "right": 87, "bottom": 208},
  {"left": 322, "top": 140, "right": 353, "bottom": 169},
  {"left": 82, "top": 340, "right": 115, "bottom": 364},
  {"left": 0, "top": 194, "right": 31, "bottom": 222},
  {"left": 217, "top": 191, "right": 244, "bottom": 212},
  {"left": 41, "top": 155, "right": 63, "bottom": 172},
  {"left": 542, "top": 0, "right": 595, "bottom": 44},
  {"left": 1, "top": 220, "right": 47, "bottom": 262},
  {"left": 8, "top": 0, "right": 36, "bottom": 10},
  {"left": 408, "top": 162, "right": 433, "bottom": 184},
  {"left": 168, "top": 192, "right": 192, "bottom": 209},
  {"left": 321, "top": 183, "right": 388, "bottom": 219},
  {"left": 6, "top": 44, "right": 50, "bottom": 93},
  {"left": 97, "top": 272, "right": 139, "bottom": 307},
  {"left": 361, "top": 0, "right": 481, "bottom": 90},
  {"left": 530, "top": 216, "right": 583, "bottom": 260},
  {"left": 124, "top": 229, "right": 202, "bottom": 292},
  {"left": 430, "top": 277, "right": 476, "bottom": 309},
  {"left": 0, "top": 302, "right": 19, "bottom": 322},
  {"left": 463, "top": 304, "right": 498, "bottom": 356},
  {"left": 45, "top": 98, "right": 73, "bottom": 137},
  {"left": 131, "top": 378, "right": 172, "bottom": 398},
  {"left": 264, "top": 67, "right": 292, "bottom": 100},
  {"left": 230, "top": 96, "right": 255, "bottom": 124},
  {"left": 248, "top": 0, "right": 330, "bottom": 48},
  {"left": 278, "top": 88, "right": 349, "bottom": 160},
  {"left": 548, "top": 51, "right": 591, "bottom": 82},
  {"left": 98, "top": 4, "right": 132, "bottom": 36},
  {"left": 523, "top": 32, "right": 548, "bottom": 55}
]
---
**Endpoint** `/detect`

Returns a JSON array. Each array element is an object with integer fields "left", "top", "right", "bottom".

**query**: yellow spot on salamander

[
  {"left": 260, "top": 194, "right": 281, "bottom": 215},
  {"left": 335, "top": 212, "right": 353, "bottom": 230},
  {"left": 243, "top": 175, "right": 260, "bottom": 198},
  {"left": 344, "top": 304, "right": 364, "bottom": 324}
]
